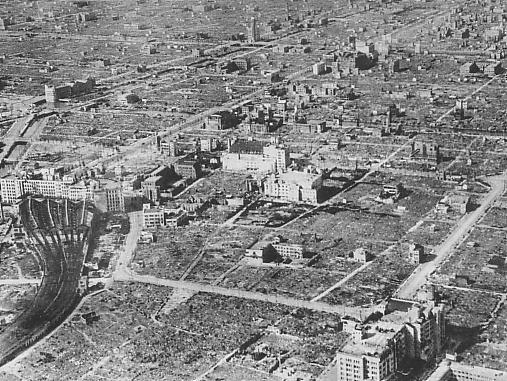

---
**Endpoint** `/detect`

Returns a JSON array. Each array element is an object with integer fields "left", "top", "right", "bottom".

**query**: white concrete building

[
  {"left": 263, "top": 169, "right": 323, "bottom": 204},
  {"left": 222, "top": 140, "right": 289, "bottom": 173},
  {"left": 0, "top": 176, "right": 96, "bottom": 204},
  {"left": 336, "top": 303, "right": 446, "bottom": 381}
]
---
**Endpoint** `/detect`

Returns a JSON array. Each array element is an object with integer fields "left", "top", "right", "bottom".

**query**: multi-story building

[
  {"left": 44, "top": 77, "right": 95, "bottom": 103},
  {"left": 105, "top": 186, "right": 125, "bottom": 212},
  {"left": 411, "top": 141, "right": 441, "bottom": 164},
  {"left": 437, "top": 194, "right": 471, "bottom": 215},
  {"left": 313, "top": 62, "right": 326, "bottom": 75},
  {"left": 205, "top": 111, "right": 237, "bottom": 130},
  {"left": 76, "top": 12, "right": 97, "bottom": 22},
  {"left": 378, "top": 183, "right": 404, "bottom": 203},
  {"left": 0, "top": 175, "right": 96, "bottom": 204},
  {"left": 141, "top": 166, "right": 176, "bottom": 203},
  {"left": 142, "top": 176, "right": 163, "bottom": 203},
  {"left": 350, "top": 247, "right": 372, "bottom": 263},
  {"left": 407, "top": 243, "right": 425, "bottom": 265},
  {"left": 262, "top": 144, "right": 290, "bottom": 172},
  {"left": 233, "top": 57, "right": 251, "bottom": 72},
  {"left": 140, "top": 44, "right": 157, "bottom": 55},
  {"left": 336, "top": 302, "right": 446, "bottom": 381},
  {"left": 337, "top": 320, "right": 406, "bottom": 381},
  {"left": 263, "top": 169, "right": 323, "bottom": 204},
  {"left": 174, "top": 157, "right": 202, "bottom": 180},
  {"left": 291, "top": 121, "right": 328, "bottom": 134},
  {"left": 142, "top": 205, "right": 188, "bottom": 229},
  {"left": 200, "top": 138, "right": 219, "bottom": 152},
  {"left": 45, "top": 84, "right": 72, "bottom": 103},
  {"left": 156, "top": 136, "right": 180, "bottom": 157},
  {"left": 222, "top": 139, "right": 289, "bottom": 173},
  {"left": 143, "top": 207, "right": 165, "bottom": 228},
  {"left": 426, "top": 361, "right": 506, "bottom": 381},
  {"left": 247, "top": 17, "right": 260, "bottom": 43},
  {"left": 271, "top": 243, "right": 305, "bottom": 260},
  {"left": 405, "top": 303, "right": 446, "bottom": 361},
  {"left": 245, "top": 235, "right": 306, "bottom": 262},
  {"left": 0, "top": 17, "right": 10, "bottom": 30}
]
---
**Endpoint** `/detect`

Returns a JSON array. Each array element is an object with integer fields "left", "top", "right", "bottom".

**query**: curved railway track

[{"left": 0, "top": 197, "right": 94, "bottom": 366}]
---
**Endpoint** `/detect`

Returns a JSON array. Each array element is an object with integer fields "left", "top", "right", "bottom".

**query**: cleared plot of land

[
  {"left": 11, "top": 279, "right": 356, "bottom": 380},
  {"left": 42, "top": 112, "right": 168, "bottom": 143},
  {"left": 462, "top": 298, "right": 507, "bottom": 372},
  {"left": 437, "top": 287, "right": 501, "bottom": 330},
  {"left": 135, "top": 224, "right": 265, "bottom": 282},
  {"left": 11, "top": 284, "right": 170, "bottom": 381},
  {"left": 322, "top": 252, "right": 416, "bottom": 307},
  {"left": 133, "top": 224, "right": 214, "bottom": 280},
  {"left": 0, "top": 243, "right": 40, "bottom": 280},
  {"left": 436, "top": 227, "right": 507, "bottom": 293},
  {"left": 480, "top": 206, "right": 507, "bottom": 229},
  {"left": 292, "top": 206, "right": 411, "bottom": 242},
  {"left": 311, "top": 239, "right": 388, "bottom": 272},
  {"left": 275, "top": 309, "right": 349, "bottom": 365},
  {"left": 184, "top": 170, "right": 249, "bottom": 197},
  {"left": 23, "top": 140, "right": 106, "bottom": 169},
  {"left": 0, "top": 285, "right": 38, "bottom": 333},
  {"left": 220, "top": 257, "right": 361, "bottom": 294},
  {"left": 236, "top": 201, "right": 314, "bottom": 228},
  {"left": 207, "top": 307, "right": 349, "bottom": 380},
  {"left": 203, "top": 363, "right": 283, "bottom": 381},
  {"left": 220, "top": 267, "right": 339, "bottom": 300},
  {"left": 404, "top": 220, "right": 453, "bottom": 247}
]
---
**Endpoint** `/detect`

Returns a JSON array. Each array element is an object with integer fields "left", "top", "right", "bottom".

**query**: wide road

[
  {"left": 396, "top": 172, "right": 507, "bottom": 300},
  {"left": 113, "top": 268, "right": 375, "bottom": 321},
  {"left": 0, "top": 115, "right": 34, "bottom": 162},
  {"left": 113, "top": 211, "right": 142, "bottom": 279},
  {"left": 114, "top": 212, "right": 375, "bottom": 319}
]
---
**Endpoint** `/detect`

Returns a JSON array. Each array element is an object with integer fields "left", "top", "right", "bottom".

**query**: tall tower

[{"left": 248, "top": 17, "right": 260, "bottom": 43}]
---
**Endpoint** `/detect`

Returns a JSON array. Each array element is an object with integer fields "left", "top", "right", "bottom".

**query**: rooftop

[
  {"left": 229, "top": 139, "right": 266, "bottom": 155},
  {"left": 271, "top": 169, "right": 323, "bottom": 186},
  {"left": 340, "top": 320, "right": 405, "bottom": 357}
]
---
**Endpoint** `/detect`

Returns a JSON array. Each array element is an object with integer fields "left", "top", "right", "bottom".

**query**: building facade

[
  {"left": 142, "top": 206, "right": 188, "bottom": 229},
  {"left": 247, "top": 17, "right": 260, "bottom": 43},
  {"left": 271, "top": 243, "right": 305, "bottom": 260},
  {"left": 426, "top": 361, "right": 507, "bottom": 381},
  {"left": 105, "top": 187, "right": 125, "bottom": 212},
  {"left": 263, "top": 169, "right": 323, "bottom": 204},
  {"left": 222, "top": 140, "right": 289, "bottom": 174},
  {"left": 175, "top": 158, "right": 202, "bottom": 180},
  {"left": 336, "top": 302, "right": 446, "bottom": 381},
  {"left": 0, "top": 177, "right": 95, "bottom": 204}
]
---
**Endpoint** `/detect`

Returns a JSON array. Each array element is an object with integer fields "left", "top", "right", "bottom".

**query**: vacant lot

[
  {"left": 437, "top": 227, "right": 507, "bottom": 293},
  {"left": 322, "top": 250, "right": 415, "bottom": 307},
  {"left": 133, "top": 224, "right": 214, "bottom": 280}
]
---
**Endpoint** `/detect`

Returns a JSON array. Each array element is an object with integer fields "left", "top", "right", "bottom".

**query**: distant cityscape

[{"left": 0, "top": 0, "right": 506, "bottom": 380}]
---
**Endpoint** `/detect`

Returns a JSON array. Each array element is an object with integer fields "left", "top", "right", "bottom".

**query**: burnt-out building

[
  {"left": 205, "top": 111, "right": 238, "bottom": 130},
  {"left": 174, "top": 156, "right": 202, "bottom": 180},
  {"left": 141, "top": 166, "right": 177, "bottom": 203},
  {"left": 411, "top": 141, "right": 441, "bottom": 164}
]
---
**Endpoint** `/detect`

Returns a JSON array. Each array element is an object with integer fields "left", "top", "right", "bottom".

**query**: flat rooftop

[
  {"left": 229, "top": 139, "right": 266, "bottom": 155},
  {"left": 340, "top": 320, "right": 405, "bottom": 357}
]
